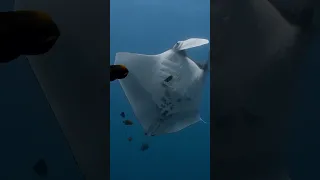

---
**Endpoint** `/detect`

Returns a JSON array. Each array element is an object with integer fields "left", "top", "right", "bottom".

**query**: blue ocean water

[{"left": 110, "top": 0, "right": 210, "bottom": 180}]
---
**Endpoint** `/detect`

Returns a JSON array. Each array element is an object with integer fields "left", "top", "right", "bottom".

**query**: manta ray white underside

[{"left": 115, "top": 38, "right": 209, "bottom": 136}]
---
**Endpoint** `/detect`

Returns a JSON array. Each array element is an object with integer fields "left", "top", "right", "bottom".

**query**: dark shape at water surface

[
  {"left": 123, "top": 120, "right": 133, "bottom": 125},
  {"left": 128, "top": 137, "right": 132, "bottom": 142},
  {"left": 33, "top": 159, "right": 48, "bottom": 178},
  {"left": 120, "top": 112, "right": 125, "bottom": 118},
  {"left": 140, "top": 143, "right": 149, "bottom": 151}
]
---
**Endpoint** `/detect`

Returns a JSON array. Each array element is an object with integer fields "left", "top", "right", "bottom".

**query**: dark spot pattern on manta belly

[
  {"left": 161, "top": 97, "right": 166, "bottom": 103},
  {"left": 161, "top": 82, "right": 168, "bottom": 88},
  {"left": 161, "top": 110, "right": 169, "bottom": 117},
  {"left": 165, "top": 90, "right": 171, "bottom": 98},
  {"left": 164, "top": 75, "right": 173, "bottom": 82}
]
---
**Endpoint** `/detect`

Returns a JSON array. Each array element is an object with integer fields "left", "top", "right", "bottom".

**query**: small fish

[
  {"left": 128, "top": 137, "right": 133, "bottom": 142},
  {"left": 123, "top": 120, "right": 133, "bottom": 125},
  {"left": 120, "top": 112, "right": 125, "bottom": 118},
  {"left": 110, "top": 65, "right": 129, "bottom": 81},
  {"left": 140, "top": 143, "right": 149, "bottom": 151}
]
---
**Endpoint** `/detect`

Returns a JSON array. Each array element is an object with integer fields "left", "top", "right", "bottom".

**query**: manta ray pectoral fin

[
  {"left": 115, "top": 52, "right": 160, "bottom": 89},
  {"left": 173, "top": 38, "right": 209, "bottom": 51}
]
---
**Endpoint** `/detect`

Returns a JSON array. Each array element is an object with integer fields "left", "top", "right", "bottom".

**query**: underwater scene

[
  {"left": 110, "top": 0, "right": 210, "bottom": 180},
  {"left": 1, "top": 0, "right": 320, "bottom": 179}
]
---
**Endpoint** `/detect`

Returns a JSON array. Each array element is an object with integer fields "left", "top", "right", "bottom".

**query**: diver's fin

[{"left": 173, "top": 38, "right": 209, "bottom": 51}]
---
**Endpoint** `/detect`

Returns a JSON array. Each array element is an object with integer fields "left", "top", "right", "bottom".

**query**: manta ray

[
  {"left": 13, "top": 0, "right": 319, "bottom": 179},
  {"left": 115, "top": 38, "right": 209, "bottom": 136}
]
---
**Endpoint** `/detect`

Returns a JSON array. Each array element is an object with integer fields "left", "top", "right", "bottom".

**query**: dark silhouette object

[
  {"left": 144, "top": 133, "right": 155, "bottom": 136},
  {"left": 0, "top": 10, "right": 60, "bottom": 63},
  {"left": 33, "top": 158, "right": 48, "bottom": 178},
  {"left": 120, "top": 112, "right": 125, "bottom": 118},
  {"left": 164, "top": 75, "right": 173, "bottom": 82},
  {"left": 128, "top": 137, "right": 133, "bottom": 142},
  {"left": 110, "top": 65, "right": 129, "bottom": 81},
  {"left": 122, "top": 120, "right": 133, "bottom": 125},
  {"left": 140, "top": 143, "right": 149, "bottom": 151}
]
